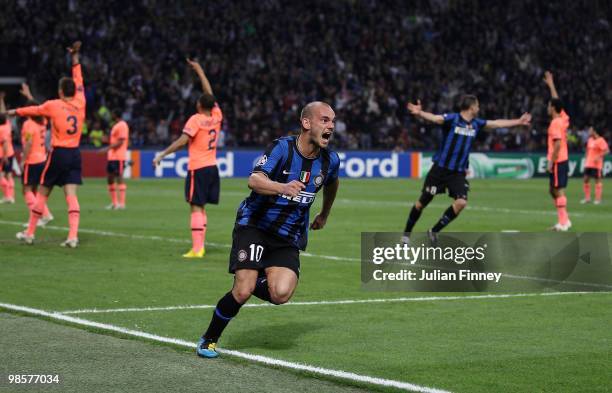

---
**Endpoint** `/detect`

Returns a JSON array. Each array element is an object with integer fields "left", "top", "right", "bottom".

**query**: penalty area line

[
  {"left": 57, "top": 291, "right": 606, "bottom": 315},
  {"left": 0, "top": 302, "right": 451, "bottom": 393}
]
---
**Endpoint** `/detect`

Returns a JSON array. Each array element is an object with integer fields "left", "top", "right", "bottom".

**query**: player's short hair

[
  {"left": 549, "top": 98, "right": 563, "bottom": 113},
  {"left": 458, "top": 94, "right": 479, "bottom": 111},
  {"left": 59, "top": 77, "right": 76, "bottom": 97},
  {"left": 198, "top": 93, "right": 216, "bottom": 111}
]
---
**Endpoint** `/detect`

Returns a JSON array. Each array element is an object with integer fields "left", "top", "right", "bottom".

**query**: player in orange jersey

[
  {"left": 581, "top": 126, "right": 609, "bottom": 205},
  {"left": 7, "top": 41, "right": 86, "bottom": 248},
  {"left": 0, "top": 92, "right": 16, "bottom": 204},
  {"left": 17, "top": 83, "right": 53, "bottom": 225},
  {"left": 543, "top": 71, "right": 571, "bottom": 231},
  {"left": 154, "top": 58, "right": 222, "bottom": 258},
  {"left": 100, "top": 109, "right": 129, "bottom": 210}
]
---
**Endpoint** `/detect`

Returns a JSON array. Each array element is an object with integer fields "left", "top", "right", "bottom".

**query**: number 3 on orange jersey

[{"left": 66, "top": 116, "right": 78, "bottom": 135}]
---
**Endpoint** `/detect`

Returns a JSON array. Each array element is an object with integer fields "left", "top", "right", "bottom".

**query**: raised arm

[
  {"left": 485, "top": 113, "right": 532, "bottom": 129},
  {"left": 407, "top": 100, "right": 444, "bottom": 125},
  {"left": 186, "top": 58, "right": 213, "bottom": 95},
  {"left": 11, "top": 101, "right": 52, "bottom": 118},
  {"left": 67, "top": 41, "right": 85, "bottom": 105},
  {"left": 543, "top": 71, "right": 559, "bottom": 99},
  {"left": 19, "top": 83, "right": 37, "bottom": 103}
]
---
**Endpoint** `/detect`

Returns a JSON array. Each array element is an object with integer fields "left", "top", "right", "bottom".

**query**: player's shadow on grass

[{"left": 226, "top": 321, "right": 321, "bottom": 350}]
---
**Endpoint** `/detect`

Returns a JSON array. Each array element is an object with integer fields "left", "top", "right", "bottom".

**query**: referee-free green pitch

[{"left": 1, "top": 178, "right": 611, "bottom": 393}]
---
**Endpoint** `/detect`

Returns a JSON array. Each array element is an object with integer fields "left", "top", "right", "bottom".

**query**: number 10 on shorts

[{"left": 249, "top": 244, "right": 264, "bottom": 262}]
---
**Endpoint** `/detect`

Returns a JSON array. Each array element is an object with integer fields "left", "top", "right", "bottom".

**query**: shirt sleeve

[
  {"left": 599, "top": 139, "right": 609, "bottom": 152},
  {"left": 442, "top": 113, "right": 457, "bottom": 125},
  {"left": 474, "top": 118, "right": 487, "bottom": 130},
  {"left": 325, "top": 151, "right": 341, "bottom": 185},
  {"left": 16, "top": 101, "right": 52, "bottom": 118},
  {"left": 252, "top": 139, "right": 286, "bottom": 177},
  {"left": 182, "top": 115, "right": 200, "bottom": 138}
]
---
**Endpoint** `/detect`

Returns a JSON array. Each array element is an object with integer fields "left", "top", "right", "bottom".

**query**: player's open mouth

[{"left": 322, "top": 131, "right": 332, "bottom": 141}]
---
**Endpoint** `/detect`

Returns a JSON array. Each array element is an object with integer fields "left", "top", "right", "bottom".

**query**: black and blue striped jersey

[
  {"left": 235, "top": 136, "right": 340, "bottom": 250},
  {"left": 432, "top": 113, "right": 487, "bottom": 172}
]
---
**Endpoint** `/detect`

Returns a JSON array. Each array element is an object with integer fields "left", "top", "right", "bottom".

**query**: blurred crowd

[{"left": 3, "top": 0, "right": 610, "bottom": 151}]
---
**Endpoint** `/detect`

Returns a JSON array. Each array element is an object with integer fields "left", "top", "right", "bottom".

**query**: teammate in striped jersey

[
  {"left": 403, "top": 95, "right": 531, "bottom": 241},
  {"left": 196, "top": 101, "right": 340, "bottom": 358}
]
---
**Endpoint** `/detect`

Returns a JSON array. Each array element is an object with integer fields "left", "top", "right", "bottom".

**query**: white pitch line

[
  {"left": 0, "top": 302, "right": 451, "bottom": 393},
  {"left": 57, "top": 291, "right": 605, "bottom": 315},
  {"left": 0, "top": 220, "right": 359, "bottom": 263}
]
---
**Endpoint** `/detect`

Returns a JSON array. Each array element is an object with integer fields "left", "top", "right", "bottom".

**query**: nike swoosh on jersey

[{"left": 283, "top": 170, "right": 294, "bottom": 174}]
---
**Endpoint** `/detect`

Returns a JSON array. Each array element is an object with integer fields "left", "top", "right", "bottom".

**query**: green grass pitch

[{"left": 1, "top": 177, "right": 611, "bottom": 392}]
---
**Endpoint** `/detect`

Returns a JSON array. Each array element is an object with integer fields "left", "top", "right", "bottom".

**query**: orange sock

[
  {"left": 118, "top": 183, "right": 127, "bottom": 206},
  {"left": 583, "top": 183, "right": 591, "bottom": 201},
  {"left": 108, "top": 184, "right": 117, "bottom": 206},
  {"left": 0, "top": 177, "right": 7, "bottom": 198},
  {"left": 27, "top": 194, "right": 48, "bottom": 236},
  {"left": 66, "top": 195, "right": 80, "bottom": 240},
  {"left": 595, "top": 183, "right": 603, "bottom": 201},
  {"left": 24, "top": 191, "right": 36, "bottom": 210},
  {"left": 191, "top": 211, "right": 204, "bottom": 253},
  {"left": 202, "top": 210, "right": 208, "bottom": 246},
  {"left": 555, "top": 196, "right": 569, "bottom": 225},
  {"left": 7, "top": 177, "right": 14, "bottom": 199}
]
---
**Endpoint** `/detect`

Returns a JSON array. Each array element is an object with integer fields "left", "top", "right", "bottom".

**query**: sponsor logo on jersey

[
  {"left": 280, "top": 190, "right": 316, "bottom": 204},
  {"left": 454, "top": 126, "right": 476, "bottom": 137}
]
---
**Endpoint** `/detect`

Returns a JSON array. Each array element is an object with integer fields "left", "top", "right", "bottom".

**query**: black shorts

[
  {"left": 41, "top": 147, "right": 82, "bottom": 187},
  {"left": 422, "top": 164, "right": 469, "bottom": 200},
  {"left": 549, "top": 160, "right": 569, "bottom": 189},
  {"left": 229, "top": 225, "right": 300, "bottom": 278},
  {"left": 185, "top": 165, "right": 220, "bottom": 206},
  {"left": 22, "top": 162, "right": 46, "bottom": 186},
  {"left": 2, "top": 155, "right": 14, "bottom": 173},
  {"left": 584, "top": 167, "right": 602, "bottom": 179},
  {"left": 107, "top": 160, "right": 126, "bottom": 176}
]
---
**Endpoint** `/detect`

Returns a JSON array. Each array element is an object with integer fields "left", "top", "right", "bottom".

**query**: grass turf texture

[{"left": 1, "top": 178, "right": 611, "bottom": 392}]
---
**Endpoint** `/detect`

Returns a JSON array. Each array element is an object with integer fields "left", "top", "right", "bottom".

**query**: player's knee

[
  {"left": 232, "top": 285, "right": 254, "bottom": 304},
  {"left": 454, "top": 198, "right": 467, "bottom": 211},
  {"left": 268, "top": 285, "right": 293, "bottom": 305},
  {"left": 232, "top": 289, "right": 252, "bottom": 304}
]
